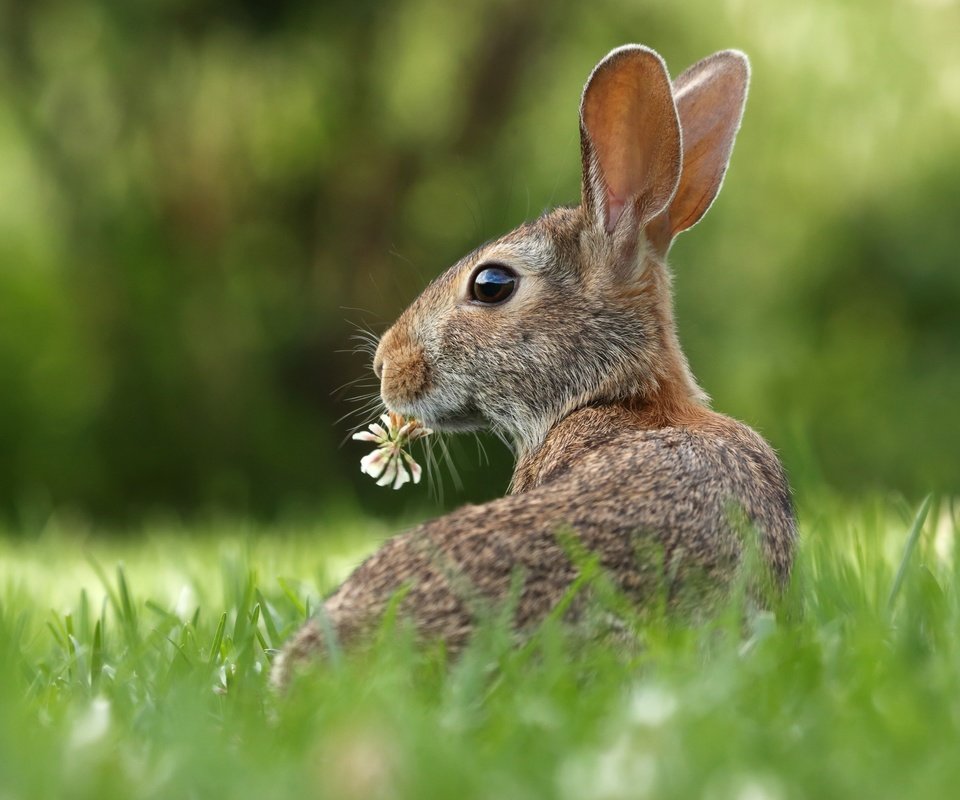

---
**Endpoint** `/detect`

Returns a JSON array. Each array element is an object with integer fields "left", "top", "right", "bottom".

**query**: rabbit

[{"left": 272, "top": 45, "right": 797, "bottom": 688}]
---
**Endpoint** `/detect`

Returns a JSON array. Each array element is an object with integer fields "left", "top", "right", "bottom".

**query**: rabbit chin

[{"left": 385, "top": 397, "right": 486, "bottom": 433}]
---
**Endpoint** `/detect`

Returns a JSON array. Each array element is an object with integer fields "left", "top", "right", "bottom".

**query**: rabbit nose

[{"left": 373, "top": 329, "right": 392, "bottom": 381}]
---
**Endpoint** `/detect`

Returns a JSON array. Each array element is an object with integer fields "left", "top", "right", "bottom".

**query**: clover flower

[{"left": 353, "top": 412, "right": 432, "bottom": 490}]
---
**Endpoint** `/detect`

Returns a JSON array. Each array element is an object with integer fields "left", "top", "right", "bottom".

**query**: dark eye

[{"left": 470, "top": 265, "right": 517, "bottom": 304}]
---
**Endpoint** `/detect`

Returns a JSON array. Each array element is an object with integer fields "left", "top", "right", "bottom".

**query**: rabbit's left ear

[
  {"left": 580, "top": 46, "right": 682, "bottom": 235},
  {"left": 648, "top": 50, "right": 750, "bottom": 251}
]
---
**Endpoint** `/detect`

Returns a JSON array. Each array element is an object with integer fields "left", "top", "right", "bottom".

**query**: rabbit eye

[{"left": 470, "top": 265, "right": 517, "bottom": 305}]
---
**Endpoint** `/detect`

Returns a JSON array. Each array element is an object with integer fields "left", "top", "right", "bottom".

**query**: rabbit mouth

[
  {"left": 385, "top": 396, "right": 486, "bottom": 433},
  {"left": 427, "top": 409, "right": 485, "bottom": 431}
]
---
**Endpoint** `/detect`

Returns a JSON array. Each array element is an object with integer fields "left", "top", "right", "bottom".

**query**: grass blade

[
  {"left": 255, "top": 589, "right": 281, "bottom": 647},
  {"left": 116, "top": 564, "right": 139, "bottom": 642},
  {"left": 91, "top": 619, "right": 103, "bottom": 689},
  {"left": 887, "top": 494, "right": 933, "bottom": 612},
  {"left": 209, "top": 611, "right": 227, "bottom": 666},
  {"left": 277, "top": 578, "right": 307, "bottom": 618}
]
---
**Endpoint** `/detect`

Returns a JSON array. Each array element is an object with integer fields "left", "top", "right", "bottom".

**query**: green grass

[{"left": 1, "top": 496, "right": 958, "bottom": 800}]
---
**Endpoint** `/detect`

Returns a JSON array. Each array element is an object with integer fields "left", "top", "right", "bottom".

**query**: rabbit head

[{"left": 373, "top": 46, "right": 749, "bottom": 456}]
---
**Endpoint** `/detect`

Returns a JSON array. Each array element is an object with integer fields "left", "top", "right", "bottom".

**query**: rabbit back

[{"left": 274, "top": 404, "right": 795, "bottom": 685}]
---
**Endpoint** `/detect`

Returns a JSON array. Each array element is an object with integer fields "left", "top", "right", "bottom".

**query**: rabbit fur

[{"left": 272, "top": 45, "right": 797, "bottom": 687}]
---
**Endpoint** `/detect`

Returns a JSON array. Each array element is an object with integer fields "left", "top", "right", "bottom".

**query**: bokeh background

[{"left": 1, "top": 0, "right": 958, "bottom": 528}]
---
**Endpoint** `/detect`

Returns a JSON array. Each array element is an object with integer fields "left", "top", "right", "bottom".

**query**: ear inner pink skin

[
  {"left": 605, "top": 192, "right": 626, "bottom": 233},
  {"left": 580, "top": 46, "right": 683, "bottom": 235},
  {"left": 652, "top": 50, "right": 750, "bottom": 251}
]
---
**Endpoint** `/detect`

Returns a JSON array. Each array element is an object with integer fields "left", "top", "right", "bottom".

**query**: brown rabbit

[{"left": 273, "top": 45, "right": 797, "bottom": 687}]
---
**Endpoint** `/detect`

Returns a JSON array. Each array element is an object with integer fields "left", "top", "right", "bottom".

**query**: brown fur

[
  {"left": 272, "top": 46, "right": 797, "bottom": 688},
  {"left": 374, "top": 321, "right": 430, "bottom": 405}
]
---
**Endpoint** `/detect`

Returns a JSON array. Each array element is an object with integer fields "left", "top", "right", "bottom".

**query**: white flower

[
  {"left": 558, "top": 735, "right": 657, "bottom": 800},
  {"left": 628, "top": 684, "right": 678, "bottom": 727},
  {"left": 68, "top": 697, "right": 111, "bottom": 751},
  {"left": 352, "top": 412, "right": 432, "bottom": 490}
]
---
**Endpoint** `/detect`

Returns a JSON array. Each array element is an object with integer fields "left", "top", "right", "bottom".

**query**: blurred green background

[{"left": 1, "top": 0, "right": 957, "bottom": 526}]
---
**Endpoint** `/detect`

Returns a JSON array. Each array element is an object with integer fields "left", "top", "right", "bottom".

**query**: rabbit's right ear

[
  {"left": 648, "top": 50, "right": 750, "bottom": 252},
  {"left": 580, "top": 46, "right": 682, "bottom": 235}
]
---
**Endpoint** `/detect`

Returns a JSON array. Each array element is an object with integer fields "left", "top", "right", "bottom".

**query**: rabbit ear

[
  {"left": 651, "top": 50, "right": 749, "bottom": 247},
  {"left": 580, "top": 46, "right": 682, "bottom": 235}
]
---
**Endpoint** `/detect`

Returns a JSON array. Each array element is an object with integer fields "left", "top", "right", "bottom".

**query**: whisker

[
  {"left": 339, "top": 381, "right": 380, "bottom": 396},
  {"left": 345, "top": 337, "right": 379, "bottom": 351},
  {"left": 388, "top": 248, "right": 428, "bottom": 288},
  {"left": 335, "top": 398, "right": 384, "bottom": 430},
  {"left": 342, "top": 393, "right": 382, "bottom": 407},
  {"left": 420, "top": 435, "right": 444, "bottom": 505},
  {"left": 473, "top": 432, "right": 489, "bottom": 466},
  {"left": 343, "top": 323, "right": 384, "bottom": 349},
  {"left": 488, "top": 424, "right": 514, "bottom": 456},
  {"left": 344, "top": 341, "right": 379, "bottom": 358},
  {"left": 338, "top": 393, "right": 383, "bottom": 417},
  {"left": 435, "top": 435, "right": 464, "bottom": 493},
  {"left": 331, "top": 315, "right": 387, "bottom": 443},
  {"left": 340, "top": 306, "right": 383, "bottom": 318},
  {"left": 332, "top": 375, "right": 378, "bottom": 396},
  {"left": 338, "top": 413, "right": 386, "bottom": 447},
  {"left": 347, "top": 330, "right": 380, "bottom": 343}
]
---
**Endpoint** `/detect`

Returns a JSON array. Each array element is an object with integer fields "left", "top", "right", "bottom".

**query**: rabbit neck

[
  {"left": 510, "top": 360, "right": 710, "bottom": 496},
  {"left": 630, "top": 252, "right": 709, "bottom": 418},
  {"left": 509, "top": 390, "right": 710, "bottom": 495},
  {"left": 510, "top": 251, "right": 709, "bottom": 494}
]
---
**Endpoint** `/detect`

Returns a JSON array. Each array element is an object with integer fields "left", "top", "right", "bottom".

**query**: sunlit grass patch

[{"left": 1, "top": 496, "right": 958, "bottom": 799}]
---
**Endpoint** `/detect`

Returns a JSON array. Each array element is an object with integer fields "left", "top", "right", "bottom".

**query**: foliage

[
  {"left": 1, "top": 497, "right": 958, "bottom": 798},
  {"left": 0, "top": 0, "right": 958, "bottom": 521}
]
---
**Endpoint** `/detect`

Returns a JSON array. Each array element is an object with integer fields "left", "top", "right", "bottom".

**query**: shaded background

[{"left": 1, "top": 0, "right": 958, "bottom": 527}]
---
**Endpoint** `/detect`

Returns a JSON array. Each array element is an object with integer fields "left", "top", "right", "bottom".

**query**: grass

[{"left": 0, "top": 495, "right": 958, "bottom": 800}]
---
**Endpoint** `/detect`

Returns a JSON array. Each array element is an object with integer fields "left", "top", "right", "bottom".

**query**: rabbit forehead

[
  {"left": 476, "top": 229, "right": 557, "bottom": 274},
  {"left": 408, "top": 209, "right": 581, "bottom": 315}
]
